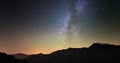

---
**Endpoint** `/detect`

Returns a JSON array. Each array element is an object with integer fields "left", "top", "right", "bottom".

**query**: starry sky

[{"left": 0, "top": 0, "right": 120, "bottom": 54}]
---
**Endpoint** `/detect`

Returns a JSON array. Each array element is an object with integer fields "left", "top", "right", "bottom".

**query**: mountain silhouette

[
  {"left": 1, "top": 43, "right": 120, "bottom": 63},
  {"left": 24, "top": 43, "right": 120, "bottom": 63}
]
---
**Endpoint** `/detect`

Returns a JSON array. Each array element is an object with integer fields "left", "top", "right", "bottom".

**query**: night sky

[{"left": 0, "top": 0, "right": 120, "bottom": 54}]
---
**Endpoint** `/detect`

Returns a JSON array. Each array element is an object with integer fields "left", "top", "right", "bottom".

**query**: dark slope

[
  {"left": 25, "top": 53, "right": 47, "bottom": 63},
  {"left": 25, "top": 43, "right": 120, "bottom": 63},
  {"left": 0, "top": 52, "right": 19, "bottom": 63},
  {"left": 0, "top": 52, "right": 28, "bottom": 63}
]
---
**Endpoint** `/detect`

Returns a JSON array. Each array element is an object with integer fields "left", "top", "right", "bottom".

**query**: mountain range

[{"left": 0, "top": 43, "right": 120, "bottom": 63}]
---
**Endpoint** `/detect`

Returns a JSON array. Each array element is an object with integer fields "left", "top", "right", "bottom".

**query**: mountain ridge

[
  {"left": 0, "top": 43, "right": 120, "bottom": 63},
  {"left": 24, "top": 43, "right": 120, "bottom": 63}
]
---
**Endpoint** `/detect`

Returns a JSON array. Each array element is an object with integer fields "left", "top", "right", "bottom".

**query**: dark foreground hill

[
  {"left": 24, "top": 43, "right": 120, "bottom": 63},
  {"left": 0, "top": 43, "right": 120, "bottom": 63},
  {"left": 0, "top": 52, "right": 29, "bottom": 63}
]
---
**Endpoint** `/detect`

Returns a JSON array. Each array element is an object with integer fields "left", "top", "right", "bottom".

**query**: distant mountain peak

[
  {"left": 90, "top": 43, "right": 112, "bottom": 47},
  {"left": 12, "top": 53, "right": 28, "bottom": 60},
  {"left": 89, "top": 43, "right": 120, "bottom": 51}
]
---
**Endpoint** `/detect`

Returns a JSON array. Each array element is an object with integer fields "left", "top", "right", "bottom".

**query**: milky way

[{"left": 63, "top": 0, "right": 85, "bottom": 46}]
